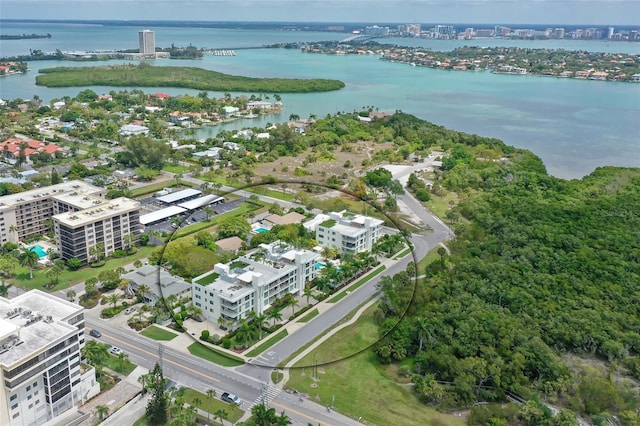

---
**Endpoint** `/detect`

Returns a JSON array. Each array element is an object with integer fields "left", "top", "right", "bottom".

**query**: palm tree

[
  {"left": 66, "top": 289, "right": 76, "bottom": 302},
  {"left": 105, "top": 293, "right": 120, "bottom": 309},
  {"left": 137, "top": 283, "right": 151, "bottom": 302},
  {"left": 18, "top": 247, "right": 39, "bottom": 279},
  {"left": 288, "top": 297, "right": 299, "bottom": 317},
  {"left": 95, "top": 404, "right": 109, "bottom": 421},
  {"left": 235, "top": 319, "right": 257, "bottom": 349},
  {"left": 46, "top": 259, "right": 65, "bottom": 285},
  {"left": 85, "top": 277, "right": 98, "bottom": 297},
  {"left": 117, "top": 351, "right": 129, "bottom": 372},
  {"left": 303, "top": 286, "right": 314, "bottom": 305},
  {"left": 192, "top": 396, "right": 202, "bottom": 410},
  {"left": 8, "top": 225, "right": 18, "bottom": 240},
  {"left": 203, "top": 206, "right": 214, "bottom": 221},
  {"left": 250, "top": 312, "right": 268, "bottom": 340},
  {"left": 214, "top": 408, "right": 228, "bottom": 426},
  {"left": 265, "top": 308, "right": 283, "bottom": 327},
  {"left": 206, "top": 388, "right": 216, "bottom": 422}
]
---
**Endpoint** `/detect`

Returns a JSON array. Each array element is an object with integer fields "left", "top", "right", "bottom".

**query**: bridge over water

[{"left": 339, "top": 34, "right": 379, "bottom": 43}]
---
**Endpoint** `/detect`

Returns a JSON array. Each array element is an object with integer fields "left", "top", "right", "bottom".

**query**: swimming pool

[
  {"left": 30, "top": 245, "right": 48, "bottom": 259},
  {"left": 314, "top": 262, "right": 325, "bottom": 270},
  {"left": 255, "top": 228, "right": 269, "bottom": 233}
]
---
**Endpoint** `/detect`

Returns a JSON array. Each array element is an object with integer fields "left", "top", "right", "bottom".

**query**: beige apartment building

[
  {"left": 53, "top": 197, "right": 141, "bottom": 263},
  {"left": 0, "top": 181, "right": 105, "bottom": 245}
]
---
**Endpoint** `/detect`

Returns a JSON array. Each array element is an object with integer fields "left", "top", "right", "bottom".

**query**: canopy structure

[
  {"left": 178, "top": 195, "right": 225, "bottom": 210},
  {"left": 140, "top": 206, "right": 187, "bottom": 225},
  {"left": 156, "top": 188, "right": 202, "bottom": 204}
]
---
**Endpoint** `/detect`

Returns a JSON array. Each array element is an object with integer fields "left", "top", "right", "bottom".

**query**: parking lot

[{"left": 143, "top": 197, "right": 245, "bottom": 235}]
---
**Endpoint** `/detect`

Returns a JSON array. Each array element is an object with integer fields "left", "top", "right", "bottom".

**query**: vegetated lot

[
  {"left": 104, "top": 353, "right": 137, "bottom": 375},
  {"left": 35, "top": 64, "right": 346, "bottom": 92},
  {"left": 182, "top": 388, "right": 244, "bottom": 422},
  {"left": 187, "top": 342, "right": 245, "bottom": 367},
  {"left": 12, "top": 246, "right": 156, "bottom": 289},
  {"left": 251, "top": 141, "right": 396, "bottom": 183},
  {"left": 286, "top": 304, "right": 464, "bottom": 426},
  {"left": 140, "top": 325, "right": 179, "bottom": 341}
]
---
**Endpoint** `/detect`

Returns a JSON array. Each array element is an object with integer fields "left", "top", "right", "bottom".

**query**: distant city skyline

[{"left": 2, "top": 0, "right": 639, "bottom": 26}]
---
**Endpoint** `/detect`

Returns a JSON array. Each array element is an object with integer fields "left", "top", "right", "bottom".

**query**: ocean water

[{"left": 1, "top": 22, "right": 639, "bottom": 179}]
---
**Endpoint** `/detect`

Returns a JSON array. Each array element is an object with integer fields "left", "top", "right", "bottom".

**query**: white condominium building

[
  {"left": 53, "top": 197, "right": 141, "bottom": 263},
  {"left": 0, "top": 181, "right": 104, "bottom": 245},
  {"left": 0, "top": 290, "right": 99, "bottom": 426},
  {"left": 139, "top": 30, "right": 156, "bottom": 56},
  {"left": 304, "top": 210, "right": 383, "bottom": 254},
  {"left": 193, "top": 241, "right": 320, "bottom": 324}
]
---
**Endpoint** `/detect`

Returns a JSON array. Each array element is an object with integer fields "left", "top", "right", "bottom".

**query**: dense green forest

[
  {"left": 35, "top": 63, "right": 345, "bottom": 93},
  {"left": 363, "top": 114, "right": 640, "bottom": 424}
]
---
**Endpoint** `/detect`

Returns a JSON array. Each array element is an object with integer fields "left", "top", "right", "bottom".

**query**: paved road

[{"left": 84, "top": 316, "right": 363, "bottom": 425}]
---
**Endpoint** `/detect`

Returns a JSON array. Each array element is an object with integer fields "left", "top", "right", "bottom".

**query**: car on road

[
  {"left": 89, "top": 329, "right": 101, "bottom": 338},
  {"left": 221, "top": 392, "right": 242, "bottom": 405},
  {"left": 124, "top": 307, "right": 136, "bottom": 315},
  {"left": 109, "top": 346, "right": 124, "bottom": 356}
]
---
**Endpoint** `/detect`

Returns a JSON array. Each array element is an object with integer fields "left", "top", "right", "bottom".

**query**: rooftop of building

[
  {"left": 0, "top": 180, "right": 103, "bottom": 210},
  {"left": 0, "top": 290, "right": 82, "bottom": 368},
  {"left": 304, "top": 210, "right": 384, "bottom": 233},
  {"left": 194, "top": 240, "right": 319, "bottom": 301},
  {"left": 123, "top": 265, "right": 191, "bottom": 299},
  {"left": 53, "top": 197, "right": 140, "bottom": 227}
]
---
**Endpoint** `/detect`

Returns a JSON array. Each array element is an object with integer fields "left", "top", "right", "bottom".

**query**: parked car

[
  {"left": 109, "top": 346, "right": 123, "bottom": 356},
  {"left": 221, "top": 392, "right": 242, "bottom": 405},
  {"left": 89, "top": 329, "right": 101, "bottom": 338},
  {"left": 124, "top": 307, "right": 136, "bottom": 315}
]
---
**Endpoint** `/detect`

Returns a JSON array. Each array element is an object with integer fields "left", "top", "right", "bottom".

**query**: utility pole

[{"left": 158, "top": 344, "right": 164, "bottom": 369}]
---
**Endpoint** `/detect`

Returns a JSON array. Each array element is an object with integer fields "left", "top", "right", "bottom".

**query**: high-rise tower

[{"left": 139, "top": 30, "right": 155, "bottom": 57}]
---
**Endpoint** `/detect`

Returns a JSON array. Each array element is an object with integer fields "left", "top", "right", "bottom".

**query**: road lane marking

[
  {"left": 272, "top": 400, "right": 329, "bottom": 424},
  {"left": 104, "top": 334, "right": 220, "bottom": 383}
]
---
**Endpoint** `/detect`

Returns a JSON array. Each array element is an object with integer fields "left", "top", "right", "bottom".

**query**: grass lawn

[
  {"left": 130, "top": 180, "right": 184, "bottom": 197},
  {"left": 394, "top": 247, "right": 412, "bottom": 260},
  {"left": 246, "top": 185, "right": 294, "bottom": 202},
  {"left": 140, "top": 325, "right": 179, "bottom": 341},
  {"left": 187, "top": 342, "right": 244, "bottom": 367},
  {"left": 245, "top": 329, "right": 289, "bottom": 358},
  {"left": 163, "top": 164, "right": 190, "bottom": 174},
  {"left": 104, "top": 353, "right": 137, "bottom": 375},
  {"left": 172, "top": 201, "right": 263, "bottom": 239},
  {"left": 416, "top": 248, "right": 441, "bottom": 274},
  {"left": 11, "top": 246, "right": 156, "bottom": 290},
  {"left": 297, "top": 308, "right": 319, "bottom": 323},
  {"left": 424, "top": 190, "right": 459, "bottom": 222},
  {"left": 286, "top": 304, "right": 464, "bottom": 426},
  {"left": 327, "top": 266, "right": 386, "bottom": 303},
  {"left": 183, "top": 388, "right": 244, "bottom": 422}
]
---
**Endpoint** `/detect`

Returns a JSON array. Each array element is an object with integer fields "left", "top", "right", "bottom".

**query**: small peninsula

[
  {"left": 0, "top": 33, "right": 52, "bottom": 40},
  {"left": 35, "top": 63, "right": 346, "bottom": 93}
]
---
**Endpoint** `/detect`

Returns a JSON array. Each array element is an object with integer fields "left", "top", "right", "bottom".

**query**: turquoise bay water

[{"left": 0, "top": 23, "right": 639, "bottom": 179}]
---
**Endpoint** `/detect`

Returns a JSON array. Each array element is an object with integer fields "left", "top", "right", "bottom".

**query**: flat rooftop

[
  {"left": 0, "top": 180, "right": 103, "bottom": 210},
  {"left": 140, "top": 205, "right": 186, "bottom": 225},
  {"left": 54, "top": 197, "right": 140, "bottom": 227},
  {"left": 0, "top": 290, "right": 82, "bottom": 368},
  {"left": 157, "top": 188, "right": 202, "bottom": 204},
  {"left": 178, "top": 195, "right": 224, "bottom": 210}
]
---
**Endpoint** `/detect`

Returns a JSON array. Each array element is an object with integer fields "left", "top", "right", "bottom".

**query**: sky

[{"left": 1, "top": 0, "right": 638, "bottom": 26}]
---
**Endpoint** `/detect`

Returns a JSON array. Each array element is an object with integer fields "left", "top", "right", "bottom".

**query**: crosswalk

[{"left": 247, "top": 384, "right": 281, "bottom": 409}]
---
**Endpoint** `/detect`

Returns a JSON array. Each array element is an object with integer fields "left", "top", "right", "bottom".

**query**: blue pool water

[
  {"left": 255, "top": 228, "right": 269, "bottom": 233},
  {"left": 30, "top": 245, "right": 48, "bottom": 259},
  {"left": 315, "top": 262, "right": 325, "bottom": 270}
]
